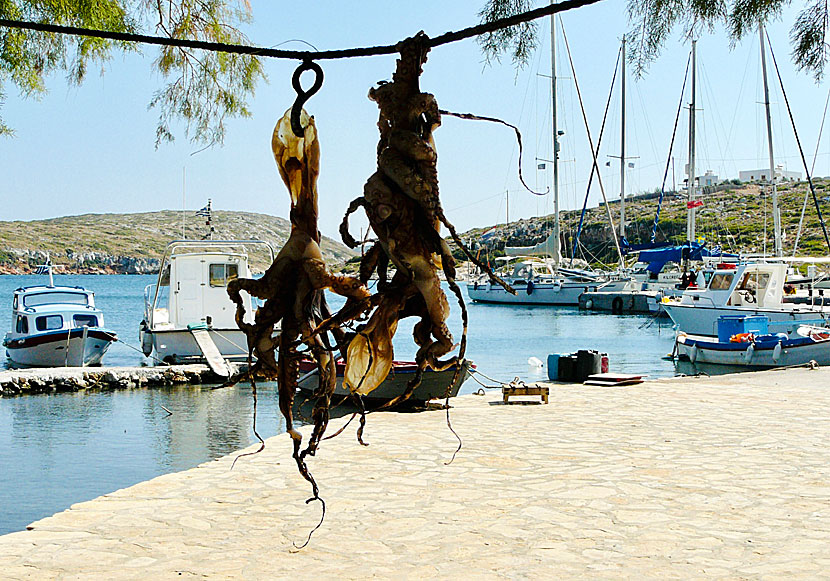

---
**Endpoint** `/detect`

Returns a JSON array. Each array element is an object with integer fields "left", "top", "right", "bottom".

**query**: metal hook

[{"left": 290, "top": 60, "right": 324, "bottom": 137}]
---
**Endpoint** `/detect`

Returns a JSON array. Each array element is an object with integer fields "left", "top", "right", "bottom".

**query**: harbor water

[{"left": 0, "top": 274, "right": 678, "bottom": 535}]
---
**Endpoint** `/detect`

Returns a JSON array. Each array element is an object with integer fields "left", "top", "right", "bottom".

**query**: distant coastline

[{"left": 0, "top": 210, "right": 357, "bottom": 276}]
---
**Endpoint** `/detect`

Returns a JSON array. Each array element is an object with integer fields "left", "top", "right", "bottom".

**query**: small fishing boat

[
  {"left": 139, "top": 239, "right": 274, "bottom": 372},
  {"left": 675, "top": 315, "right": 830, "bottom": 368},
  {"left": 297, "top": 359, "right": 474, "bottom": 403},
  {"left": 3, "top": 264, "right": 117, "bottom": 367}
]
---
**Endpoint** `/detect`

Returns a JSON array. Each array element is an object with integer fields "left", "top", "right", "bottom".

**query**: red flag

[{"left": 686, "top": 199, "right": 703, "bottom": 209}]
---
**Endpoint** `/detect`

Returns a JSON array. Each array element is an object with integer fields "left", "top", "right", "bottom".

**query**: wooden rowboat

[{"left": 297, "top": 359, "right": 474, "bottom": 403}]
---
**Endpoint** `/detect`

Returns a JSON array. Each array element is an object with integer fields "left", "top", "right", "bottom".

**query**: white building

[
  {"left": 700, "top": 170, "right": 719, "bottom": 187},
  {"left": 739, "top": 165, "right": 801, "bottom": 183}
]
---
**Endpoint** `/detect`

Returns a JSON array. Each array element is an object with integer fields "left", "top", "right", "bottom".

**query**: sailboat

[
  {"left": 663, "top": 26, "right": 830, "bottom": 336},
  {"left": 467, "top": 16, "right": 605, "bottom": 305}
]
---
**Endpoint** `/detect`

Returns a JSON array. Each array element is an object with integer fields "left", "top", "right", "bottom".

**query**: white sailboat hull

[{"left": 467, "top": 281, "right": 589, "bottom": 306}]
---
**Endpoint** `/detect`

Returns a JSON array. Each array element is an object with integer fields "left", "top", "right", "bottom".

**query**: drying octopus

[
  {"left": 340, "top": 33, "right": 510, "bottom": 403},
  {"left": 227, "top": 107, "right": 370, "bottom": 496}
]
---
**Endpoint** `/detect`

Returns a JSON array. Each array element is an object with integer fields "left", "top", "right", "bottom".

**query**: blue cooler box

[
  {"left": 717, "top": 315, "right": 769, "bottom": 343},
  {"left": 547, "top": 354, "right": 561, "bottom": 381}
]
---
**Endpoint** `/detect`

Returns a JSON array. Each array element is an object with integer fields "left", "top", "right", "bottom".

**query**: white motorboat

[
  {"left": 3, "top": 264, "right": 116, "bottom": 367},
  {"left": 139, "top": 240, "right": 274, "bottom": 369},
  {"left": 662, "top": 260, "right": 830, "bottom": 336},
  {"left": 467, "top": 257, "right": 603, "bottom": 305}
]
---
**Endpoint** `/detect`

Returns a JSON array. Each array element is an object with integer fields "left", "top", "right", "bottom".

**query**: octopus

[
  {"left": 340, "top": 33, "right": 511, "bottom": 405},
  {"left": 227, "top": 107, "right": 370, "bottom": 499}
]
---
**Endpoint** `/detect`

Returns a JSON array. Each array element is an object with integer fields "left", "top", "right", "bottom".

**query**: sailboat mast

[
  {"left": 550, "top": 7, "right": 561, "bottom": 269},
  {"left": 686, "top": 40, "right": 698, "bottom": 242},
  {"left": 759, "top": 23, "right": 782, "bottom": 257},
  {"left": 619, "top": 35, "right": 626, "bottom": 241}
]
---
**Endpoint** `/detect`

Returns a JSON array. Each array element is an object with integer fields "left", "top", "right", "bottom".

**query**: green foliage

[
  {"left": 479, "top": 1, "right": 830, "bottom": 81},
  {"left": 0, "top": 0, "right": 264, "bottom": 145},
  {"left": 478, "top": 0, "right": 538, "bottom": 68}
]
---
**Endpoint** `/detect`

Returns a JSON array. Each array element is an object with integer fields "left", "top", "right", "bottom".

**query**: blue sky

[{"left": 1, "top": 1, "right": 827, "bottom": 241}]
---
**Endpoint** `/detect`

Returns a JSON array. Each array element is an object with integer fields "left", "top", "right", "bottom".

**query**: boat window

[
  {"left": 16, "top": 316, "right": 28, "bottom": 334},
  {"left": 23, "top": 292, "right": 88, "bottom": 307},
  {"left": 73, "top": 314, "right": 98, "bottom": 328},
  {"left": 209, "top": 263, "right": 239, "bottom": 287},
  {"left": 708, "top": 273, "right": 734, "bottom": 290},
  {"left": 35, "top": 315, "right": 64, "bottom": 331},
  {"left": 159, "top": 265, "right": 171, "bottom": 286},
  {"left": 739, "top": 272, "right": 770, "bottom": 291}
]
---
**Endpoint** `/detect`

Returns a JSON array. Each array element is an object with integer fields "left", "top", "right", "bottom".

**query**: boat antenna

[{"left": 182, "top": 167, "right": 187, "bottom": 240}]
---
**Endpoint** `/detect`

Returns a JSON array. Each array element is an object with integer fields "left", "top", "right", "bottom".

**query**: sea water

[{"left": 0, "top": 273, "right": 678, "bottom": 535}]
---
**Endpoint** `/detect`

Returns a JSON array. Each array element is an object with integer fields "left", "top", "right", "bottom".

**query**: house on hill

[{"left": 739, "top": 165, "right": 800, "bottom": 183}]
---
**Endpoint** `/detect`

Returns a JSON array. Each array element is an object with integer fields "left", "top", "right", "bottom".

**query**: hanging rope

[
  {"left": 765, "top": 30, "right": 830, "bottom": 253},
  {"left": 0, "top": 0, "right": 603, "bottom": 61}
]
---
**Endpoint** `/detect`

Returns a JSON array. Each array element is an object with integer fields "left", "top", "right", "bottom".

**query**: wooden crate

[{"left": 502, "top": 384, "right": 549, "bottom": 404}]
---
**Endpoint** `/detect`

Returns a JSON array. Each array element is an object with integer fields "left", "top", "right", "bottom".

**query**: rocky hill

[
  {"left": 0, "top": 210, "right": 357, "bottom": 274},
  {"left": 459, "top": 181, "right": 830, "bottom": 265}
]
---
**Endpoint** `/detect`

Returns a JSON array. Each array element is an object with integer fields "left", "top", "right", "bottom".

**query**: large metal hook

[{"left": 290, "top": 60, "right": 324, "bottom": 137}]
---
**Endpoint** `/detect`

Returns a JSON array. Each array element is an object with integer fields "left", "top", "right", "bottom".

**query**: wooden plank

[
  {"left": 586, "top": 373, "right": 646, "bottom": 382},
  {"left": 189, "top": 328, "right": 230, "bottom": 377},
  {"left": 583, "top": 378, "right": 644, "bottom": 386}
]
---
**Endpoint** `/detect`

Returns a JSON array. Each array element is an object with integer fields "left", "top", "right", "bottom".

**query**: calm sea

[{"left": 0, "top": 273, "right": 681, "bottom": 535}]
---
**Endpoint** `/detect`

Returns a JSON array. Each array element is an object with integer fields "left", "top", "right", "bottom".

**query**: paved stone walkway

[{"left": 2, "top": 367, "right": 830, "bottom": 579}]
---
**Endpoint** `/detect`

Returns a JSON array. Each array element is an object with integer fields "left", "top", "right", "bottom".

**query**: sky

[{"left": 1, "top": 0, "right": 829, "bottom": 242}]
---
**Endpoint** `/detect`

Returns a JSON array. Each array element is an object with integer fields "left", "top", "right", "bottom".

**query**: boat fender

[
  {"left": 585, "top": 299, "right": 593, "bottom": 310},
  {"left": 139, "top": 320, "right": 153, "bottom": 357},
  {"left": 744, "top": 342, "right": 755, "bottom": 364},
  {"left": 689, "top": 344, "right": 698, "bottom": 363},
  {"left": 772, "top": 340, "right": 783, "bottom": 363},
  {"left": 612, "top": 297, "right": 623, "bottom": 315},
  {"left": 527, "top": 280, "right": 534, "bottom": 295}
]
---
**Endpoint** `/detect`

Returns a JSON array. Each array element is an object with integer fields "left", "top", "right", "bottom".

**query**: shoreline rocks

[{"left": 0, "top": 364, "right": 241, "bottom": 396}]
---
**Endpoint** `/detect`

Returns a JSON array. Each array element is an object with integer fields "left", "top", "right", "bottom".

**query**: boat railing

[
  {"left": 143, "top": 284, "right": 157, "bottom": 322},
  {"left": 148, "top": 239, "right": 276, "bottom": 326}
]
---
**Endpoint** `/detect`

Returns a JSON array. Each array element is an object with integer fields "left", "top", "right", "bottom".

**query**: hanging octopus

[
  {"left": 340, "top": 33, "right": 511, "bottom": 404},
  {"left": 227, "top": 107, "right": 370, "bottom": 497}
]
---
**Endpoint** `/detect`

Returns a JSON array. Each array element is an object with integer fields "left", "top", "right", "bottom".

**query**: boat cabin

[
  {"left": 8, "top": 286, "right": 102, "bottom": 340},
  {"left": 678, "top": 261, "right": 786, "bottom": 308},
  {"left": 144, "top": 241, "right": 270, "bottom": 332}
]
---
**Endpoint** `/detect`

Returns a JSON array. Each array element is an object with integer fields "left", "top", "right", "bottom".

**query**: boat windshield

[
  {"left": 23, "top": 291, "right": 88, "bottom": 307},
  {"left": 708, "top": 273, "right": 734, "bottom": 291}
]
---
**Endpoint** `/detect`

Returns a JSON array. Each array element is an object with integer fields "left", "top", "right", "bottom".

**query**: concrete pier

[
  {"left": 0, "top": 364, "right": 237, "bottom": 396},
  {"left": 2, "top": 366, "right": 830, "bottom": 578}
]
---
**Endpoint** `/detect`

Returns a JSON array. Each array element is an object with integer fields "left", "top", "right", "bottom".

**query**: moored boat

[
  {"left": 3, "top": 264, "right": 116, "bottom": 367},
  {"left": 297, "top": 359, "right": 474, "bottom": 403},
  {"left": 139, "top": 239, "right": 274, "bottom": 368},
  {"left": 675, "top": 315, "right": 830, "bottom": 367}
]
